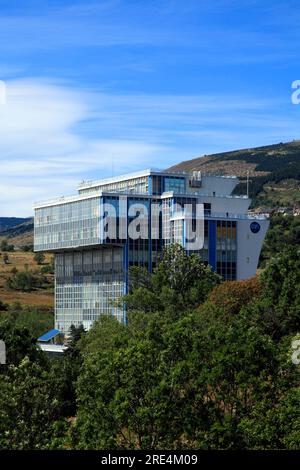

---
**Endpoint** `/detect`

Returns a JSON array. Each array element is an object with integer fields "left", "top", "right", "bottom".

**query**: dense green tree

[
  {"left": 256, "top": 248, "right": 300, "bottom": 339},
  {"left": 74, "top": 304, "right": 296, "bottom": 449},
  {"left": 34, "top": 252, "right": 45, "bottom": 265},
  {"left": 21, "top": 244, "right": 33, "bottom": 252},
  {"left": 55, "top": 324, "right": 86, "bottom": 417},
  {"left": 0, "top": 300, "right": 7, "bottom": 311},
  {"left": 0, "top": 238, "right": 14, "bottom": 252},
  {"left": 0, "top": 242, "right": 299, "bottom": 450},
  {"left": 0, "top": 320, "right": 42, "bottom": 366},
  {"left": 125, "top": 244, "right": 220, "bottom": 318},
  {"left": 6, "top": 269, "right": 50, "bottom": 292},
  {"left": 260, "top": 214, "right": 300, "bottom": 266},
  {"left": 238, "top": 388, "right": 300, "bottom": 450},
  {"left": 73, "top": 245, "right": 300, "bottom": 450},
  {"left": 0, "top": 303, "right": 53, "bottom": 338},
  {"left": 0, "top": 358, "right": 69, "bottom": 449}
]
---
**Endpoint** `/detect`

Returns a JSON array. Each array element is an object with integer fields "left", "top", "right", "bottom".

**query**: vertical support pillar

[{"left": 208, "top": 220, "right": 217, "bottom": 272}]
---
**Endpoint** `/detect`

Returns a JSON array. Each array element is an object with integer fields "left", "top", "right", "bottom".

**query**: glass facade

[
  {"left": 164, "top": 176, "right": 186, "bottom": 193},
  {"left": 79, "top": 176, "right": 149, "bottom": 195},
  {"left": 216, "top": 220, "right": 237, "bottom": 280},
  {"left": 170, "top": 219, "right": 184, "bottom": 245},
  {"left": 34, "top": 170, "right": 255, "bottom": 333},
  {"left": 55, "top": 246, "right": 125, "bottom": 332},
  {"left": 35, "top": 197, "right": 100, "bottom": 251}
]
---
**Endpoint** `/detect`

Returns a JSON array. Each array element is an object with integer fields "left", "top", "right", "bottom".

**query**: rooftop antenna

[
  {"left": 239, "top": 171, "right": 252, "bottom": 197},
  {"left": 111, "top": 156, "right": 114, "bottom": 178},
  {"left": 246, "top": 170, "right": 250, "bottom": 198}
]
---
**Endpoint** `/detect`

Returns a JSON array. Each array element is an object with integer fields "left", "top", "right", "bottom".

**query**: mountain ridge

[
  {"left": 3, "top": 140, "right": 300, "bottom": 235},
  {"left": 0, "top": 217, "right": 34, "bottom": 247},
  {"left": 0, "top": 217, "right": 32, "bottom": 233},
  {"left": 168, "top": 140, "right": 300, "bottom": 209}
]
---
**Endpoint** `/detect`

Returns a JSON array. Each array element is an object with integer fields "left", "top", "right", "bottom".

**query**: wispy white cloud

[
  {"left": 0, "top": 77, "right": 298, "bottom": 216},
  {"left": 0, "top": 79, "right": 171, "bottom": 215}
]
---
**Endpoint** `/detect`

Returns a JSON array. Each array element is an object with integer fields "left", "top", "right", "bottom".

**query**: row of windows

[
  {"left": 35, "top": 198, "right": 100, "bottom": 251},
  {"left": 215, "top": 221, "right": 237, "bottom": 280},
  {"left": 216, "top": 261, "right": 237, "bottom": 280},
  {"left": 35, "top": 198, "right": 99, "bottom": 225},
  {"left": 35, "top": 195, "right": 212, "bottom": 250},
  {"left": 164, "top": 177, "right": 186, "bottom": 194},
  {"left": 79, "top": 176, "right": 149, "bottom": 195},
  {"left": 55, "top": 247, "right": 124, "bottom": 279},
  {"left": 55, "top": 247, "right": 125, "bottom": 332},
  {"left": 56, "top": 315, "right": 124, "bottom": 333},
  {"left": 56, "top": 277, "right": 125, "bottom": 333}
]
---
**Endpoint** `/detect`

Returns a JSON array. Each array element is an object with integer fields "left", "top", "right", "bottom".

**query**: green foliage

[
  {"left": 40, "top": 263, "right": 54, "bottom": 274},
  {"left": 0, "top": 300, "right": 8, "bottom": 311},
  {"left": 0, "top": 316, "right": 78, "bottom": 449},
  {"left": 257, "top": 248, "right": 300, "bottom": 339},
  {"left": 21, "top": 244, "right": 33, "bottom": 252},
  {"left": 0, "top": 243, "right": 299, "bottom": 450},
  {"left": 247, "top": 162, "right": 300, "bottom": 202},
  {"left": 57, "top": 324, "right": 86, "bottom": 417},
  {"left": 0, "top": 302, "right": 53, "bottom": 367},
  {"left": 6, "top": 269, "right": 51, "bottom": 292},
  {"left": 238, "top": 389, "right": 300, "bottom": 449},
  {"left": 260, "top": 214, "right": 300, "bottom": 266},
  {"left": 74, "top": 300, "right": 298, "bottom": 449},
  {"left": 125, "top": 244, "right": 220, "bottom": 318},
  {"left": 73, "top": 245, "right": 300, "bottom": 450},
  {"left": 34, "top": 252, "right": 45, "bottom": 265},
  {"left": 0, "top": 319, "right": 43, "bottom": 366},
  {"left": 0, "top": 238, "right": 14, "bottom": 252},
  {"left": 0, "top": 302, "right": 54, "bottom": 338},
  {"left": 0, "top": 358, "right": 69, "bottom": 449}
]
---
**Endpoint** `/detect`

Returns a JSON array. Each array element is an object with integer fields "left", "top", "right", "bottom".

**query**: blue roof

[{"left": 38, "top": 329, "right": 60, "bottom": 342}]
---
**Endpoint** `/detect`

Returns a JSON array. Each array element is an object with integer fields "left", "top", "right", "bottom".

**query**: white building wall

[
  {"left": 205, "top": 195, "right": 250, "bottom": 215},
  {"left": 196, "top": 175, "right": 238, "bottom": 196},
  {"left": 236, "top": 219, "right": 269, "bottom": 280}
]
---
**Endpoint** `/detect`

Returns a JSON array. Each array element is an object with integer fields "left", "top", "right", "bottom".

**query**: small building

[
  {"left": 38, "top": 343, "right": 68, "bottom": 357},
  {"left": 37, "top": 329, "right": 67, "bottom": 357},
  {"left": 37, "top": 328, "right": 62, "bottom": 344}
]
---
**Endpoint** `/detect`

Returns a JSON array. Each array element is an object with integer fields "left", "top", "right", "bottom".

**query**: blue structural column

[
  {"left": 182, "top": 219, "right": 186, "bottom": 249},
  {"left": 208, "top": 220, "right": 217, "bottom": 272},
  {"left": 148, "top": 175, "right": 152, "bottom": 195},
  {"left": 123, "top": 196, "right": 129, "bottom": 324},
  {"left": 148, "top": 198, "right": 152, "bottom": 272},
  {"left": 123, "top": 243, "right": 129, "bottom": 293}
]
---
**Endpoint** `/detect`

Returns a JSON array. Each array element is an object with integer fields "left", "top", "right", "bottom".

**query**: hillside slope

[
  {"left": 0, "top": 250, "right": 53, "bottom": 307},
  {"left": 168, "top": 140, "right": 300, "bottom": 209},
  {"left": 0, "top": 217, "right": 31, "bottom": 233},
  {"left": 0, "top": 217, "right": 34, "bottom": 247}
]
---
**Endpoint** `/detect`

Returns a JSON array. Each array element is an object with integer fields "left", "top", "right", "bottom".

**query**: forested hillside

[
  {"left": 0, "top": 217, "right": 31, "bottom": 233},
  {"left": 0, "top": 244, "right": 299, "bottom": 450},
  {"left": 168, "top": 140, "right": 300, "bottom": 209}
]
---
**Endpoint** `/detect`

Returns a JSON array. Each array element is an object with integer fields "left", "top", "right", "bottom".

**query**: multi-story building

[{"left": 34, "top": 169, "right": 269, "bottom": 333}]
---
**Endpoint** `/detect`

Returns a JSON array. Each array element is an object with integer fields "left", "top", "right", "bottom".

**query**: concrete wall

[
  {"left": 236, "top": 218, "right": 269, "bottom": 280},
  {"left": 196, "top": 175, "right": 239, "bottom": 196}
]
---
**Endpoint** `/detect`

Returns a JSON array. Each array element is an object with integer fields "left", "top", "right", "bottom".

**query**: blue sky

[{"left": 1, "top": 0, "right": 300, "bottom": 215}]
